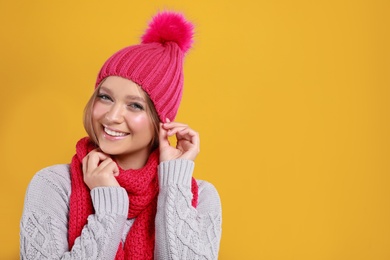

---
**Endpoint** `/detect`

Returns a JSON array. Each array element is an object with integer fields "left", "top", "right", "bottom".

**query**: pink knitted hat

[{"left": 95, "top": 11, "right": 194, "bottom": 122}]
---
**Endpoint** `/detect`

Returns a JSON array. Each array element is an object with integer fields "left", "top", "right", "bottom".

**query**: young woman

[{"left": 20, "top": 11, "right": 222, "bottom": 260}]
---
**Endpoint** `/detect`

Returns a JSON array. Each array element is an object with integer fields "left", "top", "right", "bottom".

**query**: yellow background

[{"left": 1, "top": 0, "right": 389, "bottom": 259}]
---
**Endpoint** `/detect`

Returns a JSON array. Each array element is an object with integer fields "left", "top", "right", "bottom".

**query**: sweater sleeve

[
  {"left": 155, "top": 160, "right": 222, "bottom": 260},
  {"left": 20, "top": 165, "right": 129, "bottom": 260}
]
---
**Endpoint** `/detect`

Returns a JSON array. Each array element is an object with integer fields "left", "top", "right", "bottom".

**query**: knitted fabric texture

[
  {"left": 68, "top": 137, "right": 199, "bottom": 259},
  {"left": 95, "top": 11, "right": 194, "bottom": 122}
]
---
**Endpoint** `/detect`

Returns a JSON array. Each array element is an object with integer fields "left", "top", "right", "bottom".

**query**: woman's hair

[{"left": 83, "top": 81, "right": 161, "bottom": 152}]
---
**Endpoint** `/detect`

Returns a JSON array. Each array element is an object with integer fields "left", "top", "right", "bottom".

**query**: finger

[
  {"left": 177, "top": 128, "right": 200, "bottom": 148},
  {"left": 177, "top": 127, "right": 198, "bottom": 140},
  {"left": 162, "top": 120, "right": 188, "bottom": 130},
  {"left": 95, "top": 157, "right": 114, "bottom": 171},
  {"left": 82, "top": 156, "right": 88, "bottom": 176},
  {"left": 86, "top": 151, "right": 110, "bottom": 174},
  {"left": 164, "top": 123, "right": 199, "bottom": 145},
  {"left": 113, "top": 169, "right": 120, "bottom": 177},
  {"left": 158, "top": 122, "right": 170, "bottom": 149},
  {"left": 166, "top": 126, "right": 189, "bottom": 137},
  {"left": 99, "top": 159, "right": 119, "bottom": 176}
]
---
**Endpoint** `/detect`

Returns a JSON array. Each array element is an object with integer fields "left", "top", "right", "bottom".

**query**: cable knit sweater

[{"left": 20, "top": 159, "right": 222, "bottom": 259}]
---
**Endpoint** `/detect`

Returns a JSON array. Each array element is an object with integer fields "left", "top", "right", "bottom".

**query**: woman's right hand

[{"left": 82, "top": 149, "right": 120, "bottom": 189}]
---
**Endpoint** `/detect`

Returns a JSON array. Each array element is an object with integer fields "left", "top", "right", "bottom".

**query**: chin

[
  {"left": 97, "top": 141, "right": 122, "bottom": 155},
  {"left": 99, "top": 147, "right": 119, "bottom": 156}
]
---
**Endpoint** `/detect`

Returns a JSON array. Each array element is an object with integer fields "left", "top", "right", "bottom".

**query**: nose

[{"left": 105, "top": 104, "right": 124, "bottom": 123}]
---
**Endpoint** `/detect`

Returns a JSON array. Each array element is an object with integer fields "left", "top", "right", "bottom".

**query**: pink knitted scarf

[{"left": 68, "top": 137, "right": 198, "bottom": 259}]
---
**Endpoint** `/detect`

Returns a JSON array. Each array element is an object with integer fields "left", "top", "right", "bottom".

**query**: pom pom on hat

[
  {"left": 141, "top": 11, "right": 194, "bottom": 53},
  {"left": 95, "top": 11, "right": 194, "bottom": 122}
]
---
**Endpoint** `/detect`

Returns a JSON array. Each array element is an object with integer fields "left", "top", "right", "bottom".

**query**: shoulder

[
  {"left": 21, "top": 165, "right": 73, "bottom": 241},
  {"left": 30, "top": 164, "right": 71, "bottom": 191},
  {"left": 196, "top": 180, "right": 218, "bottom": 195},
  {"left": 25, "top": 164, "right": 72, "bottom": 212},
  {"left": 195, "top": 180, "right": 222, "bottom": 213}
]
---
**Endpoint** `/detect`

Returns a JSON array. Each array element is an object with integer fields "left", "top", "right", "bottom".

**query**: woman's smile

[{"left": 103, "top": 126, "right": 130, "bottom": 138}]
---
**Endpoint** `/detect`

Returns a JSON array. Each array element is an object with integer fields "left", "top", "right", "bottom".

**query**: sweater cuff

[
  {"left": 158, "top": 159, "right": 194, "bottom": 187},
  {"left": 90, "top": 187, "right": 129, "bottom": 216}
]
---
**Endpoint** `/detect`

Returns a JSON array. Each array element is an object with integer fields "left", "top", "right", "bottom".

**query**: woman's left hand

[{"left": 159, "top": 119, "right": 200, "bottom": 162}]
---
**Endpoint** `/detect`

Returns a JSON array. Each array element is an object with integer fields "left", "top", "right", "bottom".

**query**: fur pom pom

[{"left": 141, "top": 11, "right": 194, "bottom": 53}]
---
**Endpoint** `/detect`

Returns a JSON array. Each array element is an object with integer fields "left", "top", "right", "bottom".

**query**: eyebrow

[
  {"left": 99, "top": 86, "right": 146, "bottom": 103},
  {"left": 126, "top": 95, "right": 146, "bottom": 103}
]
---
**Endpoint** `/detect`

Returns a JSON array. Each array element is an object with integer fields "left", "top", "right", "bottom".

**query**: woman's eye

[
  {"left": 97, "top": 94, "right": 112, "bottom": 101},
  {"left": 129, "top": 103, "right": 144, "bottom": 111}
]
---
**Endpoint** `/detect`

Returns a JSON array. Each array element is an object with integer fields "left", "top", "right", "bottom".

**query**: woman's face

[{"left": 92, "top": 76, "right": 155, "bottom": 169}]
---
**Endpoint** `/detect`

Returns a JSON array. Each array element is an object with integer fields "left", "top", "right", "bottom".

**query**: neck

[{"left": 113, "top": 149, "right": 152, "bottom": 170}]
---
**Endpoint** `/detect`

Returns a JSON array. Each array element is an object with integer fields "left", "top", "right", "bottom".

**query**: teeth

[{"left": 104, "top": 127, "right": 128, "bottom": 137}]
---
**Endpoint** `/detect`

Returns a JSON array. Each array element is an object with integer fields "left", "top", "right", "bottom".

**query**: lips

[{"left": 104, "top": 127, "right": 129, "bottom": 137}]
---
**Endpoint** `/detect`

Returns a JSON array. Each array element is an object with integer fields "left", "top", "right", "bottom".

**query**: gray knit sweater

[{"left": 20, "top": 159, "right": 222, "bottom": 259}]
